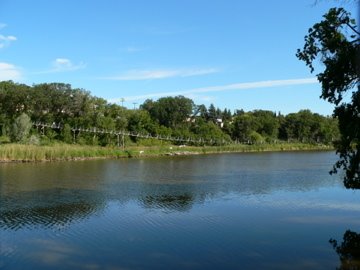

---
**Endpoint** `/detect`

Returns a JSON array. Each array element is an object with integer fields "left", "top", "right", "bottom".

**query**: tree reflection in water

[
  {"left": 139, "top": 193, "right": 194, "bottom": 212},
  {"left": 0, "top": 188, "right": 105, "bottom": 230},
  {"left": 330, "top": 230, "right": 360, "bottom": 270}
]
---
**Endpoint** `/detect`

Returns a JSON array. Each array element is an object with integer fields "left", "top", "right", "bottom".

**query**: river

[{"left": 1, "top": 151, "right": 359, "bottom": 269}]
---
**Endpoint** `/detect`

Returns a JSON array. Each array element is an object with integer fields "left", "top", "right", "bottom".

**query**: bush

[
  {"left": 0, "top": 135, "right": 11, "bottom": 144},
  {"left": 61, "top": 124, "right": 73, "bottom": 144},
  {"left": 27, "top": 135, "right": 40, "bottom": 145},
  {"left": 11, "top": 113, "right": 32, "bottom": 142},
  {"left": 249, "top": 131, "right": 263, "bottom": 144}
]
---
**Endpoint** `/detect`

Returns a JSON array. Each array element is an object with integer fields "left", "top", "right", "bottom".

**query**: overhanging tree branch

[{"left": 297, "top": 7, "right": 360, "bottom": 188}]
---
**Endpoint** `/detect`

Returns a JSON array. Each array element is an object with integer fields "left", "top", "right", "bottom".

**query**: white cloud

[
  {"left": 0, "top": 62, "right": 22, "bottom": 81},
  {"left": 0, "top": 23, "right": 17, "bottom": 48},
  {"left": 0, "top": 34, "right": 17, "bottom": 49},
  {"left": 108, "top": 77, "right": 318, "bottom": 103},
  {"left": 6, "top": 35, "right": 16, "bottom": 41},
  {"left": 35, "top": 58, "right": 86, "bottom": 74},
  {"left": 185, "top": 93, "right": 216, "bottom": 103},
  {"left": 52, "top": 58, "right": 86, "bottom": 71},
  {"left": 53, "top": 58, "right": 74, "bottom": 69},
  {"left": 103, "top": 68, "right": 219, "bottom": 81}
]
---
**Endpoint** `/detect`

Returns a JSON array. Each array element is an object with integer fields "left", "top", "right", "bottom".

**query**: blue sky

[{"left": 0, "top": 0, "right": 358, "bottom": 115}]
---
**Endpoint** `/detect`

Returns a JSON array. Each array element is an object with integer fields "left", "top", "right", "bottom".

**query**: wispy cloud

[
  {"left": 103, "top": 68, "right": 219, "bottom": 81},
  {"left": 0, "top": 23, "right": 17, "bottom": 48},
  {"left": 124, "top": 46, "right": 146, "bottom": 53},
  {"left": 0, "top": 62, "right": 22, "bottom": 81},
  {"left": 52, "top": 58, "right": 85, "bottom": 71},
  {"left": 186, "top": 93, "right": 216, "bottom": 103},
  {"left": 0, "top": 34, "right": 17, "bottom": 49},
  {"left": 35, "top": 58, "right": 86, "bottom": 74},
  {"left": 108, "top": 77, "right": 318, "bottom": 103}
]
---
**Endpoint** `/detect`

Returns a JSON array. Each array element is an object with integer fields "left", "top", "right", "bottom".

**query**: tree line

[{"left": 0, "top": 80, "right": 339, "bottom": 146}]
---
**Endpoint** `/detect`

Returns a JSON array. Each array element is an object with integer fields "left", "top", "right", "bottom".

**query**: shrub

[
  {"left": 249, "top": 131, "right": 263, "bottom": 144},
  {"left": 11, "top": 113, "right": 32, "bottom": 142}
]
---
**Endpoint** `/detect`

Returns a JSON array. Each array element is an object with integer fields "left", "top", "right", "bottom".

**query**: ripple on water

[
  {"left": 0, "top": 152, "right": 357, "bottom": 270},
  {"left": 0, "top": 188, "right": 104, "bottom": 231}
]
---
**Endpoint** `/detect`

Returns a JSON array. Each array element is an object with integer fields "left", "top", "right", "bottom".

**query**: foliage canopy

[
  {"left": 0, "top": 81, "right": 339, "bottom": 148},
  {"left": 297, "top": 7, "right": 360, "bottom": 188}
]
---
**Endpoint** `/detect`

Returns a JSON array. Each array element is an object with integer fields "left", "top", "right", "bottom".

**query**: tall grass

[
  {"left": 0, "top": 142, "right": 333, "bottom": 162},
  {"left": 0, "top": 144, "right": 128, "bottom": 162}
]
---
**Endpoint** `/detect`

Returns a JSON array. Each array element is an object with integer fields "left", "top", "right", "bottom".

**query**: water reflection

[
  {"left": 1, "top": 152, "right": 357, "bottom": 270},
  {"left": 140, "top": 193, "right": 194, "bottom": 211},
  {"left": 330, "top": 230, "right": 360, "bottom": 270},
  {"left": 0, "top": 152, "right": 342, "bottom": 231},
  {"left": 0, "top": 189, "right": 104, "bottom": 230}
]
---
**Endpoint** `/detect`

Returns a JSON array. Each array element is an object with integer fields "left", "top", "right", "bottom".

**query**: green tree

[
  {"left": 142, "top": 96, "right": 194, "bottom": 128},
  {"left": 0, "top": 81, "right": 31, "bottom": 118},
  {"left": 280, "top": 110, "right": 337, "bottom": 143},
  {"left": 127, "top": 110, "right": 156, "bottom": 135},
  {"left": 194, "top": 104, "right": 208, "bottom": 120},
  {"left": 297, "top": 7, "right": 359, "bottom": 188},
  {"left": 105, "top": 104, "right": 128, "bottom": 131},
  {"left": 208, "top": 103, "right": 217, "bottom": 122},
  {"left": 252, "top": 110, "right": 279, "bottom": 139},
  {"left": 232, "top": 113, "right": 258, "bottom": 142},
  {"left": 61, "top": 123, "right": 73, "bottom": 144},
  {"left": 191, "top": 119, "right": 230, "bottom": 145},
  {"left": 222, "top": 108, "right": 232, "bottom": 122},
  {"left": 11, "top": 113, "right": 32, "bottom": 142},
  {"left": 249, "top": 131, "right": 263, "bottom": 144}
]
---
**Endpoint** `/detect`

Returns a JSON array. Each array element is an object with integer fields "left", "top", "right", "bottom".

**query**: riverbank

[{"left": 0, "top": 142, "right": 334, "bottom": 162}]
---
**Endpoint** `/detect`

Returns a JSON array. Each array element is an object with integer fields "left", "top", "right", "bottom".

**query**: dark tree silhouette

[
  {"left": 297, "top": 8, "right": 360, "bottom": 188},
  {"left": 330, "top": 230, "right": 360, "bottom": 270}
]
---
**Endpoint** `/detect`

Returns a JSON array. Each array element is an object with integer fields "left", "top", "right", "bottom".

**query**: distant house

[
  {"left": 186, "top": 117, "right": 196, "bottom": 123},
  {"left": 216, "top": 118, "right": 224, "bottom": 128}
]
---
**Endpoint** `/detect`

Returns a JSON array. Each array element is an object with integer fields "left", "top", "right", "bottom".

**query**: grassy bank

[
  {"left": 0, "top": 142, "right": 334, "bottom": 162},
  {"left": 0, "top": 144, "right": 128, "bottom": 162}
]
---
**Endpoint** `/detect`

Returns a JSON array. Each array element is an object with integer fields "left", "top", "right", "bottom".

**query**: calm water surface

[{"left": 1, "top": 151, "right": 359, "bottom": 269}]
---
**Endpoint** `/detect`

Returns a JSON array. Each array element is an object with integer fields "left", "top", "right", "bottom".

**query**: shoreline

[{"left": 0, "top": 143, "right": 334, "bottom": 163}]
